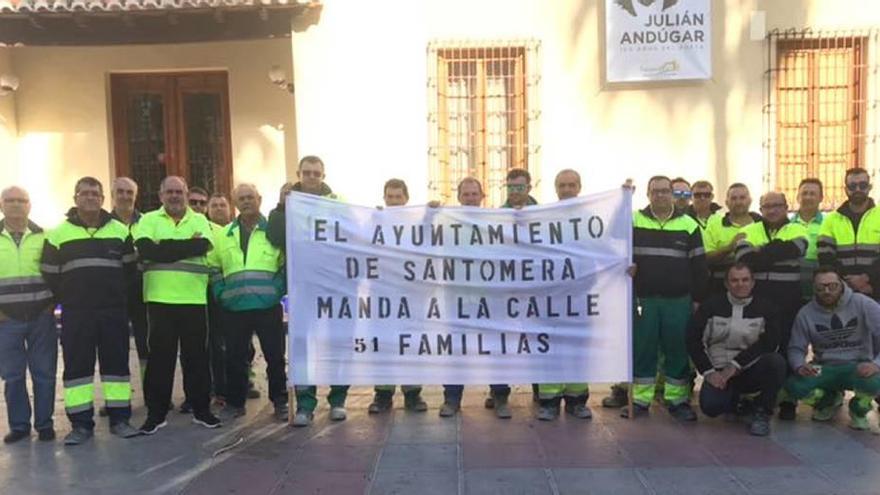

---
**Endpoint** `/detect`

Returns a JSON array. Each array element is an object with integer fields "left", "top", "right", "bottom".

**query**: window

[
  {"left": 769, "top": 33, "right": 873, "bottom": 209},
  {"left": 428, "top": 41, "right": 540, "bottom": 207}
]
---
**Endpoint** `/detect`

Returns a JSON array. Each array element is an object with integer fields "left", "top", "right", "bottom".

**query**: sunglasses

[
  {"left": 672, "top": 190, "right": 692, "bottom": 199},
  {"left": 846, "top": 181, "right": 870, "bottom": 192},
  {"left": 189, "top": 199, "right": 207, "bottom": 206},
  {"left": 693, "top": 192, "right": 712, "bottom": 199},
  {"left": 506, "top": 184, "right": 528, "bottom": 192}
]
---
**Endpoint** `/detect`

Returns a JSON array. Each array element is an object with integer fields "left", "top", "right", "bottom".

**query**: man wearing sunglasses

[
  {"left": 785, "top": 266, "right": 880, "bottom": 431},
  {"left": 671, "top": 177, "right": 692, "bottom": 213},
  {"left": 685, "top": 180, "right": 722, "bottom": 231},
  {"left": 735, "top": 191, "right": 808, "bottom": 420},
  {"left": 187, "top": 187, "right": 210, "bottom": 215},
  {"left": 266, "top": 155, "right": 349, "bottom": 427}
]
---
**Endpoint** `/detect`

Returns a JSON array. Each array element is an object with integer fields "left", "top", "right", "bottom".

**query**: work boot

[
  {"left": 292, "top": 410, "right": 313, "bottom": 427},
  {"left": 64, "top": 427, "right": 94, "bottom": 446},
  {"left": 110, "top": 421, "right": 141, "bottom": 439},
  {"left": 668, "top": 402, "right": 697, "bottom": 422},
  {"left": 811, "top": 392, "right": 843, "bottom": 422},
  {"left": 778, "top": 402, "right": 796, "bottom": 421},
  {"left": 3, "top": 430, "right": 29, "bottom": 444},
  {"left": 602, "top": 384, "right": 628, "bottom": 408},
  {"left": 536, "top": 402, "right": 559, "bottom": 421},
  {"left": 850, "top": 413, "right": 870, "bottom": 431},
  {"left": 368, "top": 393, "right": 393, "bottom": 414},
  {"left": 37, "top": 428, "right": 56, "bottom": 442},
  {"left": 565, "top": 401, "right": 593, "bottom": 419},
  {"left": 493, "top": 395, "right": 512, "bottom": 419},
  {"left": 484, "top": 395, "right": 495, "bottom": 409},
  {"left": 749, "top": 409, "right": 771, "bottom": 437},
  {"left": 439, "top": 401, "right": 460, "bottom": 418},
  {"left": 274, "top": 401, "right": 290, "bottom": 421},
  {"left": 329, "top": 407, "right": 347, "bottom": 421},
  {"left": 620, "top": 403, "right": 649, "bottom": 419},
  {"left": 404, "top": 392, "right": 428, "bottom": 413}
]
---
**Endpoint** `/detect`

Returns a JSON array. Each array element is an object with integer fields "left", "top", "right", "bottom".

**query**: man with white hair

[
  {"left": 212, "top": 184, "right": 288, "bottom": 421},
  {"left": 0, "top": 186, "right": 57, "bottom": 443}
]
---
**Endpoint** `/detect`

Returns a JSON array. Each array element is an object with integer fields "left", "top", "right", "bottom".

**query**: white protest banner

[
  {"left": 287, "top": 190, "right": 633, "bottom": 385},
  {"left": 605, "top": 0, "right": 711, "bottom": 82}
]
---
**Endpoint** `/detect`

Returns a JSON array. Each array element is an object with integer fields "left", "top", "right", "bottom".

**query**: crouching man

[
  {"left": 785, "top": 266, "right": 880, "bottom": 430},
  {"left": 686, "top": 263, "right": 787, "bottom": 436}
]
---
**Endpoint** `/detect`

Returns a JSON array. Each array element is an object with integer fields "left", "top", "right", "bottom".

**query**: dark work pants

[
  {"left": 144, "top": 303, "right": 212, "bottom": 421},
  {"left": 443, "top": 384, "right": 510, "bottom": 404},
  {"left": 208, "top": 298, "right": 228, "bottom": 399},
  {"left": 129, "top": 298, "right": 148, "bottom": 365},
  {"left": 225, "top": 305, "right": 286, "bottom": 408},
  {"left": 699, "top": 353, "right": 787, "bottom": 417},
  {"left": 61, "top": 308, "right": 132, "bottom": 429}
]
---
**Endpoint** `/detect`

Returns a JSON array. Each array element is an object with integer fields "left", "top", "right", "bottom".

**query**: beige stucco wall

[
  {"left": 291, "top": 0, "right": 880, "bottom": 207},
  {"left": 0, "top": 48, "right": 17, "bottom": 190},
  {"left": 4, "top": 39, "right": 296, "bottom": 225}
]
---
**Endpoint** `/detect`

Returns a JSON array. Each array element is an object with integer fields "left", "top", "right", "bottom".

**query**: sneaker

[
  {"left": 179, "top": 401, "right": 193, "bottom": 414},
  {"left": 620, "top": 403, "right": 649, "bottom": 418},
  {"left": 493, "top": 397, "right": 512, "bottom": 419},
  {"left": 668, "top": 402, "right": 697, "bottom": 422},
  {"left": 602, "top": 385, "right": 628, "bottom": 409},
  {"left": 850, "top": 414, "right": 870, "bottom": 431},
  {"left": 368, "top": 396, "right": 393, "bottom": 414},
  {"left": 3, "top": 430, "right": 29, "bottom": 444},
  {"left": 565, "top": 402, "right": 593, "bottom": 419},
  {"left": 778, "top": 402, "right": 796, "bottom": 421},
  {"left": 37, "top": 428, "right": 56, "bottom": 442},
  {"left": 220, "top": 405, "right": 246, "bottom": 420},
  {"left": 812, "top": 393, "right": 843, "bottom": 422},
  {"left": 404, "top": 394, "right": 428, "bottom": 413},
  {"left": 192, "top": 411, "right": 222, "bottom": 429},
  {"left": 110, "top": 421, "right": 141, "bottom": 439},
  {"left": 536, "top": 405, "right": 559, "bottom": 421},
  {"left": 292, "top": 410, "right": 313, "bottom": 427},
  {"left": 483, "top": 396, "right": 495, "bottom": 409},
  {"left": 749, "top": 410, "right": 771, "bottom": 437},
  {"left": 273, "top": 402, "right": 290, "bottom": 421},
  {"left": 64, "top": 427, "right": 94, "bottom": 445},
  {"left": 139, "top": 418, "right": 167, "bottom": 435},
  {"left": 439, "top": 402, "right": 460, "bottom": 418},
  {"left": 329, "top": 407, "right": 347, "bottom": 421}
]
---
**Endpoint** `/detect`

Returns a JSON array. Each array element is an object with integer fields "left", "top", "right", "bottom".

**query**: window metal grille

[
  {"left": 763, "top": 29, "right": 879, "bottom": 209},
  {"left": 428, "top": 40, "right": 541, "bottom": 207}
]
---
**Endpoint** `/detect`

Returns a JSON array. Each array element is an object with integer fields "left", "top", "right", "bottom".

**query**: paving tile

[
  {"left": 638, "top": 467, "right": 748, "bottom": 495},
  {"left": 376, "top": 444, "right": 457, "bottom": 471},
  {"left": 291, "top": 444, "right": 380, "bottom": 472},
  {"left": 276, "top": 470, "right": 370, "bottom": 495},
  {"left": 616, "top": 440, "right": 715, "bottom": 468},
  {"left": 462, "top": 442, "right": 546, "bottom": 469},
  {"left": 185, "top": 455, "right": 286, "bottom": 494},
  {"left": 728, "top": 466, "right": 840, "bottom": 495},
  {"left": 464, "top": 468, "right": 552, "bottom": 495},
  {"left": 541, "top": 439, "right": 634, "bottom": 468},
  {"left": 369, "top": 469, "right": 458, "bottom": 495},
  {"left": 702, "top": 437, "right": 802, "bottom": 467},
  {"left": 387, "top": 422, "right": 457, "bottom": 444},
  {"left": 553, "top": 468, "right": 649, "bottom": 495}
]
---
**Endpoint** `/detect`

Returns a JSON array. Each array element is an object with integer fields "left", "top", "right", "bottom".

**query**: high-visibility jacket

[
  {"left": 210, "top": 216, "right": 284, "bottom": 311},
  {"left": 703, "top": 212, "right": 761, "bottom": 282},
  {"left": 133, "top": 207, "right": 213, "bottom": 305},
  {"left": 0, "top": 220, "right": 53, "bottom": 321},
  {"left": 817, "top": 202, "right": 880, "bottom": 279},
  {"left": 735, "top": 220, "right": 807, "bottom": 286},
  {"left": 41, "top": 209, "right": 135, "bottom": 310},
  {"left": 632, "top": 207, "right": 708, "bottom": 301}
]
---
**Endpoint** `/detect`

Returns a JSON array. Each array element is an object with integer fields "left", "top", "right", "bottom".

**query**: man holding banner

[{"left": 628, "top": 175, "right": 707, "bottom": 420}]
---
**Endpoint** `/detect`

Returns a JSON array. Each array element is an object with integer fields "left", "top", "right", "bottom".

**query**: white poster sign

[
  {"left": 606, "top": 0, "right": 712, "bottom": 82},
  {"left": 287, "top": 190, "right": 633, "bottom": 385}
]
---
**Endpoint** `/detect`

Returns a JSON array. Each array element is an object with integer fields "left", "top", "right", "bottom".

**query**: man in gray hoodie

[{"left": 786, "top": 266, "right": 880, "bottom": 430}]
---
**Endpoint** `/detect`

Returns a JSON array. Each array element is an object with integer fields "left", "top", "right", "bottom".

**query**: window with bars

[
  {"left": 767, "top": 32, "right": 877, "bottom": 209},
  {"left": 428, "top": 41, "right": 540, "bottom": 207}
]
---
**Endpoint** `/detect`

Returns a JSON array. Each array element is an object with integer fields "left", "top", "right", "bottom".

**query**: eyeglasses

[
  {"left": 506, "top": 184, "right": 528, "bottom": 192},
  {"left": 693, "top": 192, "right": 712, "bottom": 199},
  {"left": 814, "top": 282, "right": 842, "bottom": 293},
  {"left": 189, "top": 199, "right": 207, "bottom": 206},
  {"left": 672, "top": 190, "right": 693, "bottom": 199},
  {"left": 846, "top": 181, "right": 870, "bottom": 192}
]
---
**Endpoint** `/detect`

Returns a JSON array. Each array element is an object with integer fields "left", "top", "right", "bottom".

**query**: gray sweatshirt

[{"left": 788, "top": 285, "right": 880, "bottom": 370}]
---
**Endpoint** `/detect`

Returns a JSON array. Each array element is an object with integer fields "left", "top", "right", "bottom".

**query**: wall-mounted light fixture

[
  {"left": 268, "top": 65, "right": 294, "bottom": 94},
  {"left": 0, "top": 74, "right": 19, "bottom": 97}
]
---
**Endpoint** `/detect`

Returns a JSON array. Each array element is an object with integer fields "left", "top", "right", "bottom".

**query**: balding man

[
  {"left": 211, "top": 184, "right": 288, "bottom": 421},
  {"left": 735, "top": 191, "right": 808, "bottom": 420},
  {"left": 0, "top": 186, "right": 57, "bottom": 443},
  {"left": 134, "top": 176, "right": 221, "bottom": 434}
]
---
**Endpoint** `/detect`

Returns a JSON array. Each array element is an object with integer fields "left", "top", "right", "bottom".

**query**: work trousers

[
  {"left": 699, "top": 353, "right": 786, "bottom": 416},
  {"left": 225, "top": 306, "right": 286, "bottom": 408},
  {"left": 633, "top": 296, "right": 692, "bottom": 406}
]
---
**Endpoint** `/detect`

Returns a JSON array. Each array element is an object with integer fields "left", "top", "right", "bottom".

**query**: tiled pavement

[{"left": 1, "top": 351, "right": 880, "bottom": 494}]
